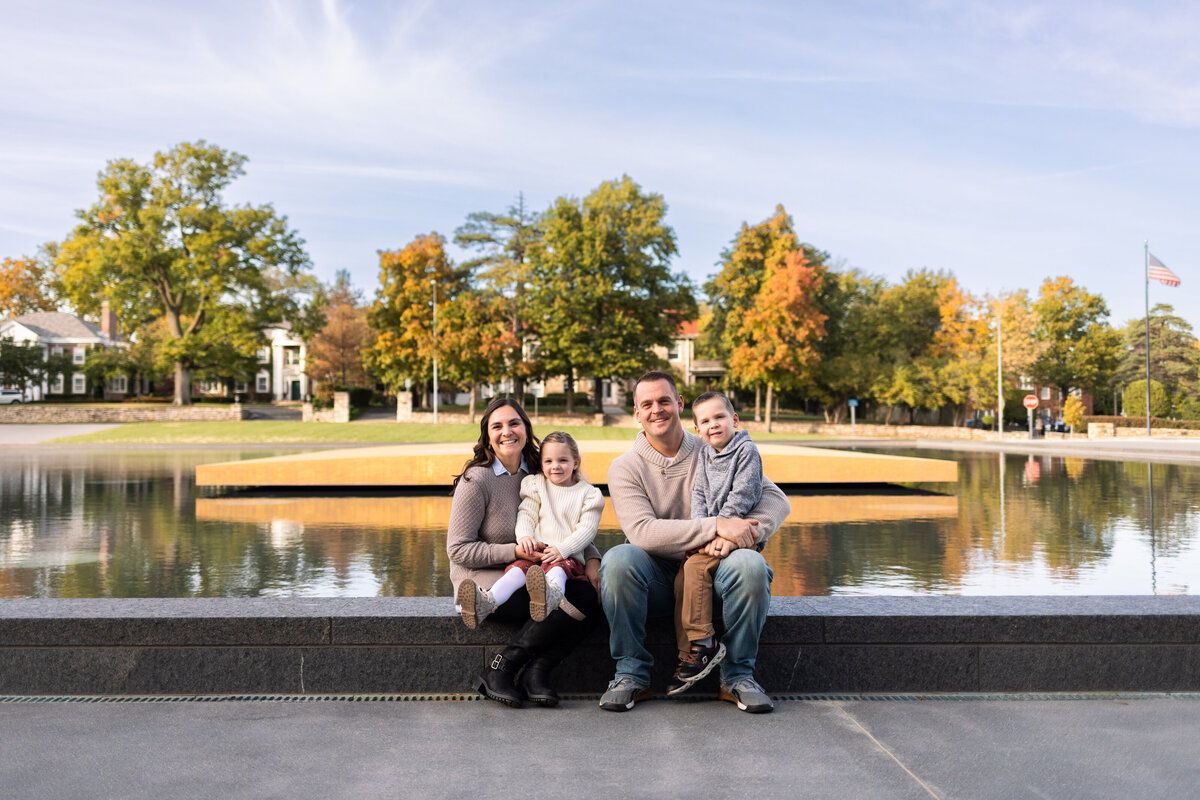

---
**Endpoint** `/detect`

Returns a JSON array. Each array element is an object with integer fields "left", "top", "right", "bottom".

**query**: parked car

[
  {"left": 0, "top": 389, "right": 24, "bottom": 405},
  {"left": 964, "top": 419, "right": 986, "bottom": 429}
]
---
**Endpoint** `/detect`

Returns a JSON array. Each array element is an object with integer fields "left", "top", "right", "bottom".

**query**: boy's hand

[{"left": 541, "top": 545, "right": 564, "bottom": 563}]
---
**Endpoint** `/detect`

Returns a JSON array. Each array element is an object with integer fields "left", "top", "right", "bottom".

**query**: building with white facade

[{"left": 0, "top": 308, "right": 120, "bottom": 400}]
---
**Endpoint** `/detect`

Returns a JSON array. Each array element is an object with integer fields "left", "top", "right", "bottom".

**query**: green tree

[
  {"left": 1031, "top": 276, "right": 1120, "bottom": 401},
  {"left": 55, "top": 141, "right": 312, "bottom": 405},
  {"left": 810, "top": 268, "right": 885, "bottom": 422},
  {"left": 364, "top": 234, "right": 468, "bottom": 404},
  {"left": 453, "top": 193, "right": 543, "bottom": 399},
  {"left": 527, "top": 176, "right": 695, "bottom": 414},
  {"left": 1123, "top": 379, "right": 1170, "bottom": 418},
  {"left": 871, "top": 269, "right": 951, "bottom": 423},
  {"left": 1115, "top": 304, "right": 1199, "bottom": 398}
]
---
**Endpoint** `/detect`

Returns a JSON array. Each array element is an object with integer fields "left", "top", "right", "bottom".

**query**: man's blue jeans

[{"left": 600, "top": 543, "right": 773, "bottom": 686}]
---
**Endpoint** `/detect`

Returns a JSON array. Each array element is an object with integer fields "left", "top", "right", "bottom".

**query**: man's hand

[
  {"left": 715, "top": 517, "right": 759, "bottom": 550},
  {"left": 585, "top": 558, "right": 601, "bottom": 595},
  {"left": 701, "top": 538, "right": 737, "bottom": 558}
]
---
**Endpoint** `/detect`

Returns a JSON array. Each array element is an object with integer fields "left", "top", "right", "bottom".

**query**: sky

[{"left": 2, "top": 0, "right": 1198, "bottom": 327}]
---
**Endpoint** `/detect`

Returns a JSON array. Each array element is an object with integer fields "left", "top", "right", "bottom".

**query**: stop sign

[{"left": 1023, "top": 394, "right": 1039, "bottom": 410}]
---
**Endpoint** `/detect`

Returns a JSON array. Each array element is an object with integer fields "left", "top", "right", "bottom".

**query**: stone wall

[
  {"left": 402, "top": 410, "right": 609, "bottom": 427},
  {"left": 302, "top": 392, "right": 350, "bottom": 423},
  {"left": 2, "top": 596, "right": 1198, "bottom": 695},
  {"left": 0, "top": 404, "right": 245, "bottom": 423}
]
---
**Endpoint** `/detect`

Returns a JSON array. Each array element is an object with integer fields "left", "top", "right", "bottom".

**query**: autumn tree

[
  {"left": 453, "top": 193, "right": 542, "bottom": 398},
  {"left": 306, "top": 270, "right": 375, "bottom": 389},
  {"left": 437, "top": 291, "right": 518, "bottom": 421},
  {"left": 0, "top": 256, "right": 58, "bottom": 317},
  {"left": 1031, "top": 276, "right": 1121, "bottom": 402},
  {"left": 729, "top": 250, "right": 826, "bottom": 431},
  {"left": 364, "top": 234, "right": 468, "bottom": 404},
  {"left": 55, "top": 141, "right": 312, "bottom": 405},
  {"left": 703, "top": 205, "right": 824, "bottom": 418},
  {"left": 526, "top": 176, "right": 695, "bottom": 414}
]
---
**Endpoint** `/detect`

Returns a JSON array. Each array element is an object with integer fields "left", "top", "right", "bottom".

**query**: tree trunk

[
  {"left": 174, "top": 361, "right": 192, "bottom": 406},
  {"left": 754, "top": 385, "right": 761, "bottom": 422},
  {"left": 765, "top": 383, "right": 774, "bottom": 433},
  {"left": 593, "top": 376, "right": 605, "bottom": 414},
  {"left": 564, "top": 372, "right": 575, "bottom": 414},
  {"left": 513, "top": 377, "right": 525, "bottom": 406},
  {"left": 469, "top": 383, "right": 477, "bottom": 423}
]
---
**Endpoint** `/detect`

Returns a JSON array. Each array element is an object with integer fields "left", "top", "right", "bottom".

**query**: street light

[
  {"left": 994, "top": 308, "right": 1003, "bottom": 441},
  {"left": 431, "top": 278, "right": 438, "bottom": 425}
]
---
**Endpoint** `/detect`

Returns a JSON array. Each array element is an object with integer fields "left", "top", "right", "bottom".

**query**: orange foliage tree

[
  {"left": 0, "top": 256, "right": 57, "bottom": 317},
  {"left": 730, "top": 249, "right": 827, "bottom": 431}
]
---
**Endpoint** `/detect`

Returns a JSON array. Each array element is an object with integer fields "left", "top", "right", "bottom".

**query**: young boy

[{"left": 670, "top": 391, "right": 764, "bottom": 695}]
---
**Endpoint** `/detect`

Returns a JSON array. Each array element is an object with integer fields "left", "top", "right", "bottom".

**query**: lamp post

[
  {"left": 431, "top": 278, "right": 439, "bottom": 425},
  {"left": 995, "top": 308, "right": 1004, "bottom": 441}
]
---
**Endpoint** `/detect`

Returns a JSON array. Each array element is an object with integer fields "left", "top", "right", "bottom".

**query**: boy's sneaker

[
  {"left": 598, "top": 676, "right": 651, "bottom": 712},
  {"left": 526, "top": 565, "right": 583, "bottom": 622},
  {"left": 666, "top": 639, "right": 726, "bottom": 695},
  {"left": 457, "top": 579, "right": 496, "bottom": 630},
  {"left": 719, "top": 677, "right": 774, "bottom": 713}
]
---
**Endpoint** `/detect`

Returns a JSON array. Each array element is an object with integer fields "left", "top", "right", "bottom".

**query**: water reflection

[{"left": 1, "top": 447, "right": 1197, "bottom": 598}]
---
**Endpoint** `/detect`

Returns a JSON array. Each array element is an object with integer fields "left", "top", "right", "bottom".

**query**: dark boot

[
  {"left": 477, "top": 616, "right": 550, "bottom": 708},
  {"left": 477, "top": 648, "right": 526, "bottom": 707},
  {"left": 519, "top": 606, "right": 596, "bottom": 707}
]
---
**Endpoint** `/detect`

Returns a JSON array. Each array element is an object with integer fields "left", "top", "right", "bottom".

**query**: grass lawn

[{"left": 46, "top": 421, "right": 824, "bottom": 445}]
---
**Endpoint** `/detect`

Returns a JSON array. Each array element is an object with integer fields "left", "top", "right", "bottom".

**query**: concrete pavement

[{"left": 3, "top": 694, "right": 1197, "bottom": 799}]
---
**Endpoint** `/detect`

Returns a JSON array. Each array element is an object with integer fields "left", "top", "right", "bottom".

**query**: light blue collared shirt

[{"left": 492, "top": 457, "right": 529, "bottom": 477}]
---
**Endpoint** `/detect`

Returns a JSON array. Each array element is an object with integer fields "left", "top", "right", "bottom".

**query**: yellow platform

[
  {"left": 194, "top": 493, "right": 958, "bottom": 528},
  {"left": 194, "top": 441, "right": 957, "bottom": 488}
]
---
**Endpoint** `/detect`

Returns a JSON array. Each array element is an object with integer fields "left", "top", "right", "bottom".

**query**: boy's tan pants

[{"left": 673, "top": 551, "right": 722, "bottom": 656}]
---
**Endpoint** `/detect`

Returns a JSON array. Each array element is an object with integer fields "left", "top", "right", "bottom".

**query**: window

[
  {"left": 50, "top": 374, "right": 64, "bottom": 394},
  {"left": 235, "top": 381, "right": 247, "bottom": 393},
  {"left": 51, "top": 346, "right": 63, "bottom": 358},
  {"left": 666, "top": 343, "right": 680, "bottom": 361},
  {"left": 257, "top": 347, "right": 270, "bottom": 363},
  {"left": 109, "top": 376, "right": 127, "bottom": 393},
  {"left": 72, "top": 347, "right": 85, "bottom": 364},
  {"left": 1040, "top": 387, "right": 1051, "bottom": 400},
  {"left": 256, "top": 373, "right": 269, "bottom": 393},
  {"left": 72, "top": 374, "right": 86, "bottom": 394},
  {"left": 284, "top": 347, "right": 300, "bottom": 366}
]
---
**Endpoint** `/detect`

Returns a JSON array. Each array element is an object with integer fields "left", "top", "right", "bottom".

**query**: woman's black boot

[
  {"left": 518, "top": 606, "right": 590, "bottom": 707},
  {"left": 477, "top": 648, "right": 526, "bottom": 707}
]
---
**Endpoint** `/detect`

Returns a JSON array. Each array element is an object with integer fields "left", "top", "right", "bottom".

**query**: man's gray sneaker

[
  {"left": 598, "top": 677, "right": 651, "bottom": 712},
  {"left": 719, "top": 677, "right": 774, "bottom": 713}
]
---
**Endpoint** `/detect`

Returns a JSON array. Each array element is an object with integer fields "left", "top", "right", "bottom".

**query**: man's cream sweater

[{"left": 607, "top": 430, "right": 791, "bottom": 560}]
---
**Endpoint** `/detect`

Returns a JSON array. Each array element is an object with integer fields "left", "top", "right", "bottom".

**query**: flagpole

[{"left": 1144, "top": 240, "right": 1151, "bottom": 436}]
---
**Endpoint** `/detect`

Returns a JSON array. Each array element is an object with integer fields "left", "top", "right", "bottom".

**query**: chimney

[{"left": 100, "top": 300, "right": 119, "bottom": 342}]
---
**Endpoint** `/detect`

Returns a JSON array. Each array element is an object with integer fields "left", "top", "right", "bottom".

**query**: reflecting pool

[{"left": 0, "top": 446, "right": 1197, "bottom": 598}]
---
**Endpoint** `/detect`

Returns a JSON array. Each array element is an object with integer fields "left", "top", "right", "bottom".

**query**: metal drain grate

[{"left": 3, "top": 691, "right": 1200, "bottom": 704}]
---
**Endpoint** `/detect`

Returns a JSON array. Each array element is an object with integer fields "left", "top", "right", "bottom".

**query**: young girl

[{"left": 458, "top": 431, "right": 604, "bottom": 628}]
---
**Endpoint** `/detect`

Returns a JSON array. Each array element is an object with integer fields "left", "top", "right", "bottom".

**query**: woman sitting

[{"left": 446, "top": 398, "right": 602, "bottom": 707}]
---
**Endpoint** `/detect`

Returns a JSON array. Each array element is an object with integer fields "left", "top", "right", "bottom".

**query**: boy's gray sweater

[{"left": 689, "top": 429, "right": 764, "bottom": 520}]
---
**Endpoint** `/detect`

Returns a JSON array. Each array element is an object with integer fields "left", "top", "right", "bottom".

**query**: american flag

[{"left": 1148, "top": 253, "right": 1181, "bottom": 287}]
